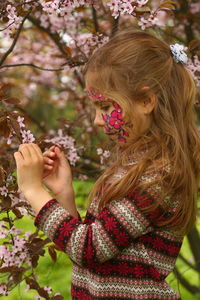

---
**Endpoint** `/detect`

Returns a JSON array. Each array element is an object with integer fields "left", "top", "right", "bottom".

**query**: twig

[
  {"left": 27, "top": 15, "right": 87, "bottom": 69},
  {"left": 178, "top": 253, "right": 199, "bottom": 271},
  {"left": 110, "top": 15, "right": 120, "bottom": 38},
  {"left": 16, "top": 1, "right": 37, "bottom": 8},
  {"left": 0, "top": 12, "right": 31, "bottom": 66},
  {"left": 91, "top": 5, "right": 99, "bottom": 33},
  {"left": 0, "top": 63, "right": 65, "bottom": 71},
  {"left": 0, "top": 21, "right": 15, "bottom": 32},
  {"left": 173, "top": 266, "right": 200, "bottom": 294}
]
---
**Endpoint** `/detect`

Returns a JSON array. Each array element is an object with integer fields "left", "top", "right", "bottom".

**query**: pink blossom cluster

[
  {"left": 189, "top": 2, "right": 200, "bottom": 14},
  {"left": 7, "top": 116, "right": 35, "bottom": 145},
  {"left": 138, "top": 11, "right": 159, "bottom": 30},
  {"left": 9, "top": 36, "right": 66, "bottom": 71},
  {"left": 97, "top": 147, "right": 111, "bottom": 165},
  {"left": 78, "top": 174, "right": 89, "bottom": 180},
  {"left": 5, "top": 4, "right": 23, "bottom": 36},
  {"left": 40, "top": 0, "right": 98, "bottom": 17},
  {"left": 50, "top": 91, "right": 70, "bottom": 108},
  {"left": 44, "top": 129, "right": 80, "bottom": 166},
  {"left": 0, "top": 171, "right": 35, "bottom": 216},
  {"left": 72, "top": 32, "right": 109, "bottom": 57},
  {"left": 0, "top": 283, "right": 9, "bottom": 296},
  {"left": 186, "top": 55, "right": 200, "bottom": 87},
  {"left": 107, "top": 0, "right": 149, "bottom": 19},
  {"left": 0, "top": 171, "right": 56, "bottom": 296},
  {"left": 0, "top": 225, "right": 32, "bottom": 297},
  {"left": 40, "top": 0, "right": 85, "bottom": 16}
]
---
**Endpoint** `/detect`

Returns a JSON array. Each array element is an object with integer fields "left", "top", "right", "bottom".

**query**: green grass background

[{"left": 1, "top": 180, "right": 200, "bottom": 300}]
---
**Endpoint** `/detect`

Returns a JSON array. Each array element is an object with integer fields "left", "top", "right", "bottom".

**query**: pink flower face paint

[{"left": 86, "top": 87, "right": 129, "bottom": 143}]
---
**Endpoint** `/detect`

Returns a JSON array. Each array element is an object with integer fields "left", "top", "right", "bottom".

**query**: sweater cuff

[
  {"left": 34, "top": 198, "right": 81, "bottom": 228},
  {"left": 34, "top": 198, "right": 58, "bottom": 229}
]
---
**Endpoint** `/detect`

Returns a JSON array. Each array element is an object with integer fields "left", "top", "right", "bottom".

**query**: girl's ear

[{"left": 140, "top": 86, "right": 156, "bottom": 115}]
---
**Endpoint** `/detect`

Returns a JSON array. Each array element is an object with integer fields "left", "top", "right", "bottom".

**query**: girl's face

[{"left": 86, "top": 87, "right": 130, "bottom": 143}]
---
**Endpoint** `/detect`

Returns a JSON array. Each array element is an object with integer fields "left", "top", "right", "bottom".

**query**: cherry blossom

[
  {"left": 0, "top": 284, "right": 9, "bottom": 296},
  {"left": 44, "top": 129, "right": 80, "bottom": 166}
]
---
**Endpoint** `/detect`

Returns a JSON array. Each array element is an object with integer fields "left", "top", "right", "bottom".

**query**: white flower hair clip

[{"left": 169, "top": 43, "right": 188, "bottom": 64}]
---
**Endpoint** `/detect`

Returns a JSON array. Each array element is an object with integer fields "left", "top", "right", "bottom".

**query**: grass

[{"left": 1, "top": 180, "right": 200, "bottom": 299}]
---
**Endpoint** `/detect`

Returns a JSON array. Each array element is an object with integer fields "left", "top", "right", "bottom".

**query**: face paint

[{"left": 86, "top": 87, "right": 129, "bottom": 142}]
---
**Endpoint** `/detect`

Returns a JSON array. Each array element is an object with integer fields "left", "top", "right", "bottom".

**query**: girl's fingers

[
  {"left": 43, "top": 157, "right": 54, "bottom": 164},
  {"left": 18, "top": 144, "right": 32, "bottom": 160},
  {"left": 43, "top": 149, "right": 56, "bottom": 159},
  {"left": 43, "top": 151, "right": 56, "bottom": 158},
  {"left": 30, "top": 143, "right": 43, "bottom": 159},
  {"left": 25, "top": 144, "right": 41, "bottom": 162},
  {"left": 44, "top": 164, "right": 53, "bottom": 169}
]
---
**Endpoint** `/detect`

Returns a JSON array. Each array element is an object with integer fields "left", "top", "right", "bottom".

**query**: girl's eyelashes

[{"left": 100, "top": 105, "right": 110, "bottom": 112}]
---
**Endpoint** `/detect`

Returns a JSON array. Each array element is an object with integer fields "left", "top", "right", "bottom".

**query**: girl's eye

[{"left": 101, "top": 106, "right": 110, "bottom": 111}]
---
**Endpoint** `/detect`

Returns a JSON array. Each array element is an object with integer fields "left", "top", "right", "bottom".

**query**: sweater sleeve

[{"left": 34, "top": 188, "right": 165, "bottom": 267}]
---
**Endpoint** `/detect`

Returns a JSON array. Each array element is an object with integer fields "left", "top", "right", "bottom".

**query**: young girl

[{"left": 14, "top": 28, "right": 200, "bottom": 300}]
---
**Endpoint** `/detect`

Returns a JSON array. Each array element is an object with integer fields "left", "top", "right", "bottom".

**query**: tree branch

[
  {"left": 0, "top": 21, "right": 15, "bottom": 32},
  {"left": 0, "top": 12, "right": 30, "bottom": 66},
  {"left": 110, "top": 15, "right": 120, "bottom": 38},
  {"left": 178, "top": 253, "right": 198, "bottom": 272},
  {"left": 0, "top": 63, "right": 65, "bottom": 71},
  {"left": 187, "top": 226, "right": 200, "bottom": 272},
  {"left": 91, "top": 5, "right": 99, "bottom": 33},
  {"left": 15, "top": 105, "right": 47, "bottom": 133},
  {"left": 173, "top": 266, "right": 200, "bottom": 294}
]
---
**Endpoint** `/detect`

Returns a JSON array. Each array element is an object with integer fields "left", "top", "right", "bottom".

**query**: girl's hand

[
  {"left": 14, "top": 143, "right": 44, "bottom": 195},
  {"left": 42, "top": 145, "right": 73, "bottom": 197}
]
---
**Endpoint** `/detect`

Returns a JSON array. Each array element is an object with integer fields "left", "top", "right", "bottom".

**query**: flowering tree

[{"left": 0, "top": 0, "right": 200, "bottom": 298}]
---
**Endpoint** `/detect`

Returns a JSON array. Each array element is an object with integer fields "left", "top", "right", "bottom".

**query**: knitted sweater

[{"left": 34, "top": 161, "right": 183, "bottom": 300}]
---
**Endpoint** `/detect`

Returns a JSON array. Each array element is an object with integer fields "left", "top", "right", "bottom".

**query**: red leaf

[
  {"left": 0, "top": 118, "right": 11, "bottom": 138},
  {"left": 25, "top": 277, "right": 40, "bottom": 290},
  {"left": 4, "top": 97, "right": 21, "bottom": 105},
  {"left": 12, "top": 207, "right": 23, "bottom": 219},
  {"left": 0, "top": 266, "right": 24, "bottom": 273},
  {"left": 38, "top": 287, "right": 49, "bottom": 299},
  {"left": 0, "top": 167, "right": 5, "bottom": 186},
  {"left": 8, "top": 116, "right": 21, "bottom": 137},
  {"left": 48, "top": 245, "right": 57, "bottom": 262}
]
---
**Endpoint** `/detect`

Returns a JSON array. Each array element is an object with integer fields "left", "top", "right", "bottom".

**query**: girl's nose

[{"left": 94, "top": 111, "right": 105, "bottom": 127}]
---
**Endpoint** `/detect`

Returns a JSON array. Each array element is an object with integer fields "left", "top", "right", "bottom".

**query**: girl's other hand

[{"left": 42, "top": 145, "right": 73, "bottom": 197}]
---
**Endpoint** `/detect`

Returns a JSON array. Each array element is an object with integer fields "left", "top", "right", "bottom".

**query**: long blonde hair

[{"left": 83, "top": 28, "right": 200, "bottom": 235}]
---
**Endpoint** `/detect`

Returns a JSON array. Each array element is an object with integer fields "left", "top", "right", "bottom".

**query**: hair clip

[{"left": 169, "top": 43, "right": 188, "bottom": 64}]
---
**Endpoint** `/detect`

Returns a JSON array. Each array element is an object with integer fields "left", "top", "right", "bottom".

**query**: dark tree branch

[
  {"left": 0, "top": 12, "right": 30, "bottom": 66},
  {"left": 110, "top": 15, "right": 120, "bottom": 38},
  {"left": 27, "top": 14, "right": 87, "bottom": 89},
  {"left": 176, "top": 0, "right": 194, "bottom": 43},
  {"left": 0, "top": 63, "right": 65, "bottom": 71},
  {"left": 187, "top": 226, "right": 200, "bottom": 272},
  {"left": 173, "top": 266, "right": 200, "bottom": 294},
  {"left": 16, "top": 1, "right": 37, "bottom": 8},
  {"left": 27, "top": 15, "right": 84, "bottom": 68},
  {"left": 178, "top": 253, "right": 198, "bottom": 272},
  {"left": 0, "top": 21, "right": 15, "bottom": 32},
  {"left": 91, "top": 5, "right": 99, "bottom": 33},
  {"left": 15, "top": 105, "right": 47, "bottom": 133},
  {"left": 27, "top": 15, "right": 67, "bottom": 57}
]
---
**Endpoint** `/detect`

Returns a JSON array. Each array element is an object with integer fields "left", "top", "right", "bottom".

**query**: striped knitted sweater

[{"left": 34, "top": 160, "right": 183, "bottom": 300}]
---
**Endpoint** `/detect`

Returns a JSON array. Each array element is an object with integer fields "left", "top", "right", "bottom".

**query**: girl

[{"left": 14, "top": 28, "right": 200, "bottom": 300}]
